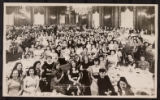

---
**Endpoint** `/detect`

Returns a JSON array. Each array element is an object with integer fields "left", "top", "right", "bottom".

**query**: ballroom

[{"left": 3, "top": 4, "right": 157, "bottom": 97}]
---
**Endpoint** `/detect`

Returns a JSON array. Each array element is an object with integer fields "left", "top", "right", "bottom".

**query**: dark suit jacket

[{"left": 97, "top": 75, "right": 116, "bottom": 95}]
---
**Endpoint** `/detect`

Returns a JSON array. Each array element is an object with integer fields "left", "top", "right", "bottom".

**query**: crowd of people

[{"left": 5, "top": 24, "right": 155, "bottom": 96}]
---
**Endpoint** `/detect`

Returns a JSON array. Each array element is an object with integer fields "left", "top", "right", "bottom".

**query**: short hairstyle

[
  {"left": 110, "top": 50, "right": 116, "bottom": 54},
  {"left": 46, "top": 56, "right": 52, "bottom": 59},
  {"left": 94, "top": 58, "right": 100, "bottom": 64},
  {"left": 99, "top": 55, "right": 104, "bottom": 58},
  {"left": 99, "top": 68, "right": 106, "bottom": 73}
]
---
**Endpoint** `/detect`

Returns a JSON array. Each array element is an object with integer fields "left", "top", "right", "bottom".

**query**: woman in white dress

[
  {"left": 87, "top": 58, "right": 101, "bottom": 95},
  {"left": 86, "top": 42, "right": 91, "bottom": 53},
  {"left": 23, "top": 67, "right": 40, "bottom": 96},
  {"left": 34, "top": 45, "right": 44, "bottom": 59},
  {"left": 7, "top": 69, "right": 23, "bottom": 96},
  {"left": 107, "top": 50, "right": 118, "bottom": 68},
  {"left": 108, "top": 40, "right": 115, "bottom": 50},
  {"left": 44, "top": 46, "right": 52, "bottom": 59},
  {"left": 91, "top": 44, "right": 98, "bottom": 58},
  {"left": 42, "top": 35, "right": 49, "bottom": 48},
  {"left": 99, "top": 55, "right": 107, "bottom": 69}
]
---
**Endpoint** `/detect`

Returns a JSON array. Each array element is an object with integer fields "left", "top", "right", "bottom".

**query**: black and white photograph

[{"left": 3, "top": 3, "right": 158, "bottom": 98}]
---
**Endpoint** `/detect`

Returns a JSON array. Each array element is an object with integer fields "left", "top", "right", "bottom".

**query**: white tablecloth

[{"left": 107, "top": 66, "right": 155, "bottom": 96}]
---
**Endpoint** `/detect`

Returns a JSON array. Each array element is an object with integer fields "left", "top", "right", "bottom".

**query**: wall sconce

[
  {"left": 82, "top": 15, "right": 87, "bottom": 19},
  {"left": 138, "top": 12, "right": 154, "bottom": 18},
  {"left": 50, "top": 15, "right": 56, "bottom": 19},
  {"left": 104, "top": 15, "right": 111, "bottom": 19}
]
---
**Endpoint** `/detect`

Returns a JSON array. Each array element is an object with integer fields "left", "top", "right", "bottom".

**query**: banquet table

[
  {"left": 4, "top": 59, "right": 155, "bottom": 96},
  {"left": 107, "top": 66, "right": 155, "bottom": 96}
]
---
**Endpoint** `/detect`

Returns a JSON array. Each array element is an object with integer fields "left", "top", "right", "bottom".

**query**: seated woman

[
  {"left": 41, "top": 56, "right": 57, "bottom": 92},
  {"left": 12, "top": 62, "right": 24, "bottom": 80},
  {"left": 125, "top": 54, "right": 136, "bottom": 68},
  {"left": 98, "top": 49, "right": 104, "bottom": 56},
  {"left": 34, "top": 45, "right": 44, "bottom": 59},
  {"left": 81, "top": 47, "right": 88, "bottom": 57},
  {"left": 97, "top": 68, "right": 117, "bottom": 95},
  {"left": 113, "top": 40, "right": 119, "bottom": 51},
  {"left": 23, "top": 47, "right": 33, "bottom": 58},
  {"left": 61, "top": 46, "right": 71, "bottom": 61},
  {"left": 50, "top": 68, "right": 65, "bottom": 94},
  {"left": 74, "top": 54, "right": 82, "bottom": 68},
  {"left": 29, "top": 44, "right": 35, "bottom": 54},
  {"left": 23, "top": 67, "right": 40, "bottom": 96},
  {"left": 80, "top": 56, "right": 92, "bottom": 95},
  {"left": 117, "top": 49, "right": 124, "bottom": 66},
  {"left": 52, "top": 49, "right": 59, "bottom": 63},
  {"left": 108, "top": 40, "right": 115, "bottom": 50},
  {"left": 41, "top": 34, "right": 49, "bottom": 48},
  {"left": 86, "top": 42, "right": 91, "bottom": 53},
  {"left": 75, "top": 46, "right": 83, "bottom": 56},
  {"left": 6, "top": 69, "right": 23, "bottom": 96},
  {"left": 43, "top": 46, "right": 52, "bottom": 59},
  {"left": 99, "top": 55, "right": 107, "bottom": 69},
  {"left": 33, "top": 61, "right": 42, "bottom": 77},
  {"left": 67, "top": 60, "right": 81, "bottom": 95},
  {"left": 87, "top": 58, "right": 101, "bottom": 95},
  {"left": 117, "top": 77, "right": 134, "bottom": 96},
  {"left": 91, "top": 44, "right": 98, "bottom": 58},
  {"left": 137, "top": 56, "right": 150, "bottom": 71},
  {"left": 107, "top": 50, "right": 118, "bottom": 68}
]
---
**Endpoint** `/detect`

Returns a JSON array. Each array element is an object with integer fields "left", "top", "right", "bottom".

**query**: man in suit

[{"left": 97, "top": 68, "right": 117, "bottom": 95}]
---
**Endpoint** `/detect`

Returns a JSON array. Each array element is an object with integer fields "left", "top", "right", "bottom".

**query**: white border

[{"left": 3, "top": 3, "right": 158, "bottom": 98}]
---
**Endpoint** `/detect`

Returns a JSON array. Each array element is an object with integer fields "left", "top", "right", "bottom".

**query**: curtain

[
  {"left": 34, "top": 12, "right": 45, "bottom": 25},
  {"left": 6, "top": 13, "right": 14, "bottom": 25},
  {"left": 60, "top": 15, "right": 65, "bottom": 24},
  {"left": 121, "top": 8, "right": 133, "bottom": 28},
  {"left": 92, "top": 11, "right": 100, "bottom": 28}
]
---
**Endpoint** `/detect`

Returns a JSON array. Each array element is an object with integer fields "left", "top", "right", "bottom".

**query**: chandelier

[
  {"left": 72, "top": 5, "right": 92, "bottom": 15},
  {"left": 19, "top": 6, "right": 30, "bottom": 18}
]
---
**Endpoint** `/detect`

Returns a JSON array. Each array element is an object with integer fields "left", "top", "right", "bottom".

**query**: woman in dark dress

[
  {"left": 33, "top": 61, "right": 41, "bottom": 77},
  {"left": 97, "top": 68, "right": 117, "bottom": 95},
  {"left": 50, "top": 68, "right": 66, "bottom": 94},
  {"left": 41, "top": 56, "right": 57, "bottom": 92},
  {"left": 125, "top": 54, "right": 136, "bottom": 70},
  {"left": 80, "top": 56, "right": 92, "bottom": 95},
  {"left": 67, "top": 60, "right": 81, "bottom": 95},
  {"left": 117, "top": 77, "right": 134, "bottom": 96}
]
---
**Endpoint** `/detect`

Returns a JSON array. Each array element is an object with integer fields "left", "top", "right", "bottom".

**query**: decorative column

[
  {"left": 133, "top": 7, "right": 137, "bottom": 29},
  {"left": 114, "top": 7, "right": 119, "bottom": 28},
  {"left": 88, "top": 10, "right": 92, "bottom": 28},
  {"left": 118, "top": 6, "right": 121, "bottom": 28},
  {"left": 44, "top": 7, "right": 49, "bottom": 25},
  {"left": 99, "top": 7, "right": 104, "bottom": 27},
  {"left": 76, "top": 13, "right": 79, "bottom": 24},
  {"left": 65, "top": 13, "right": 69, "bottom": 24},
  {"left": 30, "top": 7, "right": 34, "bottom": 25},
  {"left": 56, "top": 10, "right": 59, "bottom": 24},
  {"left": 68, "top": 6, "right": 72, "bottom": 25},
  {"left": 111, "top": 7, "right": 114, "bottom": 28}
]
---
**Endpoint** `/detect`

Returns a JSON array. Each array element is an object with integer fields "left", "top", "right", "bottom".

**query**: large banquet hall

[{"left": 3, "top": 4, "right": 157, "bottom": 97}]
